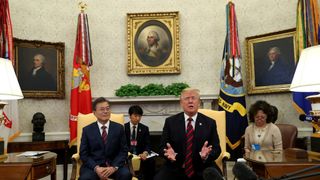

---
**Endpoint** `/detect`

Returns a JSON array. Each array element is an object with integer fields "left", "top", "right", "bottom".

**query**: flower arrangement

[{"left": 115, "top": 82, "right": 189, "bottom": 97}]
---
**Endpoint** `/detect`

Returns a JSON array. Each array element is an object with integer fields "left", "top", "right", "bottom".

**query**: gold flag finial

[{"left": 78, "top": 2, "right": 87, "bottom": 12}]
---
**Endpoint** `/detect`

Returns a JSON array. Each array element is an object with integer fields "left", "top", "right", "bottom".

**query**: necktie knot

[{"left": 101, "top": 125, "right": 106, "bottom": 130}]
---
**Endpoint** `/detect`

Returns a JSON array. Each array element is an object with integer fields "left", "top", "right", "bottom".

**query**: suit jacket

[
  {"left": 124, "top": 122, "right": 151, "bottom": 154},
  {"left": 159, "top": 112, "right": 221, "bottom": 174},
  {"left": 80, "top": 121, "right": 128, "bottom": 170}
]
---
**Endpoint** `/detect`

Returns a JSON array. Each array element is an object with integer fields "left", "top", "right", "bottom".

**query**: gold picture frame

[
  {"left": 127, "top": 12, "right": 180, "bottom": 75},
  {"left": 14, "top": 38, "right": 65, "bottom": 98},
  {"left": 245, "top": 28, "right": 297, "bottom": 94}
]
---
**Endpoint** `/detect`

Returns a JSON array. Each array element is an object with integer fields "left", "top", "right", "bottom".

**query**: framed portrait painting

[
  {"left": 14, "top": 38, "right": 65, "bottom": 98},
  {"left": 127, "top": 12, "right": 180, "bottom": 75},
  {"left": 245, "top": 28, "right": 297, "bottom": 94}
]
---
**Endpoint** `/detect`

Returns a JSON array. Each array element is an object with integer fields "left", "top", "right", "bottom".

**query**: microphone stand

[
  {"left": 281, "top": 172, "right": 320, "bottom": 180},
  {"left": 271, "top": 165, "right": 320, "bottom": 180}
]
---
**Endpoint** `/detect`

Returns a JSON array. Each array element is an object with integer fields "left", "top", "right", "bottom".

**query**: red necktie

[
  {"left": 185, "top": 118, "right": 194, "bottom": 178},
  {"left": 101, "top": 126, "right": 107, "bottom": 144}
]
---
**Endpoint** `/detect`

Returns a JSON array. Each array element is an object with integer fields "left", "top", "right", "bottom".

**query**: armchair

[
  {"left": 70, "top": 113, "right": 140, "bottom": 180},
  {"left": 198, "top": 109, "right": 230, "bottom": 178},
  {"left": 276, "top": 123, "right": 298, "bottom": 149}
]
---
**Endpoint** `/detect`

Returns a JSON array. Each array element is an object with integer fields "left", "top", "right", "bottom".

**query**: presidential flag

[
  {"left": 218, "top": 2, "right": 247, "bottom": 159},
  {"left": 69, "top": 11, "right": 93, "bottom": 146},
  {"left": 293, "top": 0, "right": 319, "bottom": 127}
]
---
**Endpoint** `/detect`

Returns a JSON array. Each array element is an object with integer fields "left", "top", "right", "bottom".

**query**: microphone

[
  {"left": 299, "top": 114, "right": 320, "bottom": 122},
  {"left": 203, "top": 167, "right": 223, "bottom": 180},
  {"left": 232, "top": 162, "right": 258, "bottom": 180}
]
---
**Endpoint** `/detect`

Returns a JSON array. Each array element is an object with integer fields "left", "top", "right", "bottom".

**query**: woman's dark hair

[
  {"left": 92, "top": 97, "right": 109, "bottom": 111},
  {"left": 128, "top": 105, "right": 143, "bottom": 116},
  {"left": 269, "top": 105, "right": 278, "bottom": 123},
  {"left": 248, "top": 100, "right": 273, "bottom": 123}
]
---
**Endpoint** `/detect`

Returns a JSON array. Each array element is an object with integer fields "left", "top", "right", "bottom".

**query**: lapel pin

[{"left": 199, "top": 123, "right": 202, "bottom": 126}]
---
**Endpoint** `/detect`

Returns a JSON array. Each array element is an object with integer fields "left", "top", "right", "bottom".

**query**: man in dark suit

[
  {"left": 154, "top": 88, "right": 222, "bottom": 180},
  {"left": 79, "top": 97, "right": 132, "bottom": 180},
  {"left": 124, "top": 105, "right": 155, "bottom": 180}
]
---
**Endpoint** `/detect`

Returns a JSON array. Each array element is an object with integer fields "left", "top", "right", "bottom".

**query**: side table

[
  {"left": 1, "top": 152, "right": 57, "bottom": 180},
  {"left": 0, "top": 162, "right": 32, "bottom": 179},
  {"left": 8, "top": 140, "right": 68, "bottom": 180}
]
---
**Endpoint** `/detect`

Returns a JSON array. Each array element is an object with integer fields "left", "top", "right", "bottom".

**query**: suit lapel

[
  {"left": 194, "top": 115, "right": 204, "bottom": 137},
  {"left": 177, "top": 113, "right": 186, "bottom": 152},
  {"left": 125, "top": 123, "right": 130, "bottom": 141},
  {"left": 136, "top": 124, "right": 143, "bottom": 142},
  {"left": 194, "top": 114, "right": 206, "bottom": 150}
]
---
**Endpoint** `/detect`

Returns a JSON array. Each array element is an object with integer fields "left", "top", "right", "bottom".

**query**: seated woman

[{"left": 244, "top": 100, "right": 282, "bottom": 153}]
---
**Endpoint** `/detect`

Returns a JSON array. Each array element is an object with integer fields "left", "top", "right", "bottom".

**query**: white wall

[{"left": 9, "top": 0, "right": 315, "bottom": 138}]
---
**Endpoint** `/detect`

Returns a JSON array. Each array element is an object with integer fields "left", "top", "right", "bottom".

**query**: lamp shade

[
  {"left": 290, "top": 45, "right": 320, "bottom": 92},
  {"left": 0, "top": 58, "right": 23, "bottom": 100}
]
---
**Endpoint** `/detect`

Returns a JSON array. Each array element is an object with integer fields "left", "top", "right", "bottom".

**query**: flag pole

[{"left": 69, "top": 1, "right": 93, "bottom": 147}]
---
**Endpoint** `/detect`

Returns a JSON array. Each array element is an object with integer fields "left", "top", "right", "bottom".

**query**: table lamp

[
  {"left": 0, "top": 57, "right": 24, "bottom": 156},
  {"left": 290, "top": 45, "right": 320, "bottom": 152}
]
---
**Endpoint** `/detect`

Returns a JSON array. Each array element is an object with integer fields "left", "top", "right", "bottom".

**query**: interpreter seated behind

[
  {"left": 244, "top": 100, "right": 282, "bottom": 153},
  {"left": 124, "top": 105, "right": 155, "bottom": 180}
]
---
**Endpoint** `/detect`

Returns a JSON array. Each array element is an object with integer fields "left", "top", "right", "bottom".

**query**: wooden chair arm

[
  {"left": 127, "top": 154, "right": 136, "bottom": 177},
  {"left": 72, "top": 153, "right": 80, "bottom": 161},
  {"left": 221, "top": 152, "right": 231, "bottom": 178},
  {"left": 71, "top": 153, "right": 80, "bottom": 180},
  {"left": 222, "top": 152, "right": 230, "bottom": 160}
]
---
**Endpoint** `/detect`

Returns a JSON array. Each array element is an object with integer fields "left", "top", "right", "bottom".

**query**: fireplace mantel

[{"left": 103, "top": 94, "right": 219, "bottom": 133}]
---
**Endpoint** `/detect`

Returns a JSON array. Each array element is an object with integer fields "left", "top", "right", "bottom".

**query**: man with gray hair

[
  {"left": 154, "top": 88, "right": 222, "bottom": 180},
  {"left": 21, "top": 53, "right": 56, "bottom": 91}
]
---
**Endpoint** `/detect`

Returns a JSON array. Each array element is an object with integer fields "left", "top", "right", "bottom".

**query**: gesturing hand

[
  {"left": 200, "top": 141, "right": 212, "bottom": 160},
  {"left": 164, "top": 143, "right": 176, "bottom": 161}
]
